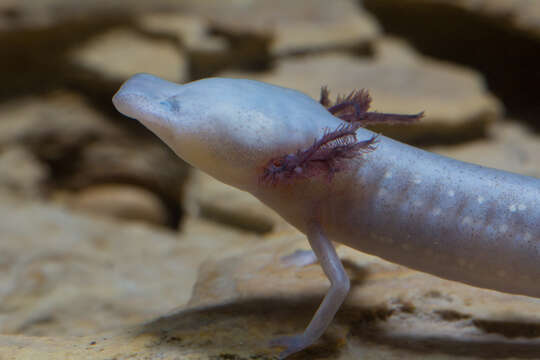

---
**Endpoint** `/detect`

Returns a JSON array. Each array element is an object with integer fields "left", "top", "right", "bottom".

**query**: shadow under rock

[
  {"left": 132, "top": 252, "right": 540, "bottom": 359},
  {"left": 352, "top": 326, "right": 540, "bottom": 359},
  {"left": 135, "top": 249, "right": 540, "bottom": 359},
  {"left": 135, "top": 294, "right": 540, "bottom": 359}
]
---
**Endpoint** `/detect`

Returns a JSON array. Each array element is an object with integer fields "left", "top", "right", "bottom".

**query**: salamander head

[{"left": 112, "top": 73, "right": 338, "bottom": 190}]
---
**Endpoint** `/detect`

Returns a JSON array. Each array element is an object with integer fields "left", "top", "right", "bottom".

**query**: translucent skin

[
  {"left": 113, "top": 74, "right": 540, "bottom": 358},
  {"left": 328, "top": 131, "right": 540, "bottom": 296},
  {"left": 253, "top": 129, "right": 540, "bottom": 296}
]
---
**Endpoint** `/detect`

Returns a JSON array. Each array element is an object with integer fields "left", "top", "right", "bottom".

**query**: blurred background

[{"left": 0, "top": 0, "right": 540, "bottom": 357}]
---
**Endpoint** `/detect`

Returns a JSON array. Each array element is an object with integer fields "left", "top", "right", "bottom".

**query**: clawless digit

[{"left": 113, "top": 73, "right": 540, "bottom": 358}]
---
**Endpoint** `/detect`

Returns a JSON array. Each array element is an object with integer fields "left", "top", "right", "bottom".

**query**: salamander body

[{"left": 113, "top": 74, "right": 540, "bottom": 358}]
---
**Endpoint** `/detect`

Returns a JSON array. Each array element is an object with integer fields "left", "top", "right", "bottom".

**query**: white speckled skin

[{"left": 113, "top": 74, "right": 540, "bottom": 357}]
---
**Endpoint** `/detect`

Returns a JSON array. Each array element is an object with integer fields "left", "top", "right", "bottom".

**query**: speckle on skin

[
  {"left": 448, "top": 190, "right": 455, "bottom": 197},
  {"left": 413, "top": 176, "right": 422, "bottom": 184},
  {"left": 509, "top": 204, "right": 517, "bottom": 212},
  {"left": 462, "top": 216, "right": 472, "bottom": 226},
  {"left": 414, "top": 200, "right": 423, "bottom": 207},
  {"left": 384, "top": 171, "right": 393, "bottom": 179},
  {"left": 499, "top": 224, "right": 508, "bottom": 233},
  {"left": 518, "top": 204, "right": 527, "bottom": 211},
  {"left": 477, "top": 196, "right": 485, "bottom": 204},
  {"left": 432, "top": 208, "right": 442, "bottom": 216}
]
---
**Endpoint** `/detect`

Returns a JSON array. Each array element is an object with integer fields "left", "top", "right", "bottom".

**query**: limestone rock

[
  {"left": 70, "top": 140, "right": 188, "bottom": 208},
  {"left": 0, "top": 198, "right": 256, "bottom": 336},
  {"left": 0, "top": 92, "right": 189, "bottom": 213},
  {"left": 54, "top": 184, "right": 169, "bottom": 226},
  {"left": 221, "top": 38, "right": 503, "bottom": 143},
  {"left": 363, "top": 0, "right": 540, "bottom": 126},
  {"left": 430, "top": 121, "right": 540, "bottom": 178},
  {"left": 379, "top": 0, "right": 540, "bottom": 35},
  {"left": 71, "top": 28, "right": 186, "bottom": 83},
  {"left": 138, "top": 14, "right": 227, "bottom": 53},
  {"left": 185, "top": 229, "right": 540, "bottom": 359},
  {"left": 0, "top": 147, "right": 49, "bottom": 198},
  {"left": 3, "top": 225, "right": 540, "bottom": 358},
  {"left": 0, "top": 0, "right": 192, "bottom": 30},
  {"left": 185, "top": 170, "right": 289, "bottom": 234},
  {"left": 0, "top": 92, "right": 119, "bottom": 156},
  {"left": 184, "top": 0, "right": 380, "bottom": 56},
  {"left": 136, "top": 13, "right": 231, "bottom": 79}
]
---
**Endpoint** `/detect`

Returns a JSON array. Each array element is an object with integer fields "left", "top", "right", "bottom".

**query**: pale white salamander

[{"left": 113, "top": 74, "right": 540, "bottom": 358}]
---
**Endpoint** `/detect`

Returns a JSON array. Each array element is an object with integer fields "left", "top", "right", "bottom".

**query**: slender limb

[
  {"left": 280, "top": 249, "right": 318, "bottom": 267},
  {"left": 270, "top": 220, "right": 350, "bottom": 358}
]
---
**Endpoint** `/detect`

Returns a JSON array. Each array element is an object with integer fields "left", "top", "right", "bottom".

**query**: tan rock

[
  {"left": 2, "top": 182, "right": 540, "bottom": 357},
  {"left": 0, "top": 92, "right": 189, "bottom": 204},
  {"left": 184, "top": 0, "right": 379, "bottom": 56},
  {"left": 185, "top": 170, "right": 289, "bottom": 234},
  {"left": 221, "top": 38, "right": 503, "bottom": 143},
  {"left": 430, "top": 121, "right": 540, "bottom": 178},
  {"left": 54, "top": 184, "right": 169, "bottom": 226},
  {"left": 363, "top": 0, "right": 540, "bottom": 127},
  {"left": 71, "top": 140, "right": 188, "bottom": 206},
  {"left": 138, "top": 14, "right": 227, "bottom": 53},
  {"left": 0, "top": 92, "right": 119, "bottom": 154},
  {"left": 0, "top": 147, "right": 48, "bottom": 198},
  {"left": 185, "top": 229, "right": 540, "bottom": 358},
  {"left": 0, "top": 198, "right": 256, "bottom": 336},
  {"left": 71, "top": 28, "right": 186, "bottom": 83},
  {"left": 137, "top": 13, "right": 232, "bottom": 79},
  {"left": 396, "top": 0, "right": 540, "bottom": 35},
  {"left": 0, "top": 0, "right": 193, "bottom": 30}
]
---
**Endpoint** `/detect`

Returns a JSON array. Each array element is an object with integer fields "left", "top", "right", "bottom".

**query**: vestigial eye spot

[{"left": 160, "top": 97, "right": 181, "bottom": 112}]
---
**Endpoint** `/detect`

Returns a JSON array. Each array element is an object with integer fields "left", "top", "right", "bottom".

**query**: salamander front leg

[
  {"left": 270, "top": 221, "right": 350, "bottom": 358},
  {"left": 280, "top": 249, "right": 318, "bottom": 267}
]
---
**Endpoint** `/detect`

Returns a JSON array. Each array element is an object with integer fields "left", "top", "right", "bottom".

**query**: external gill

[
  {"left": 320, "top": 87, "right": 424, "bottom": 126},
  {"left": 260, "top": 122, "right": 377, "bottom": 186}
]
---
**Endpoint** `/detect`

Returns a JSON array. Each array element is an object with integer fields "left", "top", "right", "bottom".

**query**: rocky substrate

[{"left": 0, "top": 0, "right": 539, "bottom": 359}]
